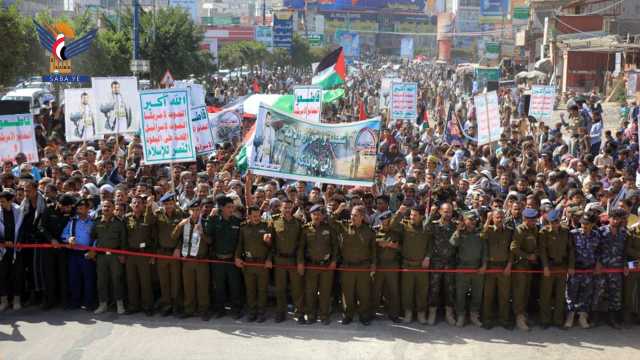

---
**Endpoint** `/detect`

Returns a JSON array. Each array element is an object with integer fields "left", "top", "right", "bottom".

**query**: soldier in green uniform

[
  {"left": 205, "top": 196, "right": 243, "bottom": 319},
  {"left": 539, "top": 209, "right": 575, "bottom": 329},
  {"left": 390, "top": 204, "right": 430, "bottom": 324},
  {"left": 624, "top": 213, "right": 640, "bottom": 327},
  {"left": 511, "top": 208, "right": 540, "bottom": 331},
  {"left": 146, "top": 193, "right": 186, "bottom": 316},
  {"left": 267, "top": 199, "right": 304, "bottom": 323},
  {"left": 124, "top": 195, "right": 157, "bottom": 316},
  {"left": 372, "top": 210, "right": 402, "bottom": 323},
  {"left": 450, "top": 211, "right": 487, "bottom": 327},
  {"left": 481, "top": 209, "right": 514, "bottom": 329},
  {"left": 173, "top": 199, "right": 211, "bottom": 321},
  {"left": 91, "top": 199, "right": 127, "bottom": 315},
  {"left": 298, "top": 205, "right": 338, "bottom": 325},
  {"left": 426, "top": 203, "right": 457, "bottom": 326},
  {"left": 331, "top": 204, "right": 376, "bottom": 326},
  {"left": 235, "top": 206, "right": 272, "bottom": 322}
]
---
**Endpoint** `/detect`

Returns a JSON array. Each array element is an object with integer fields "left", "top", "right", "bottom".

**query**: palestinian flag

[
  {"left": 312, "top": 47, "right": 346, "bottom": 89},
  {"left": 234, "top": 123, "right": 256, "bottom": 174}
]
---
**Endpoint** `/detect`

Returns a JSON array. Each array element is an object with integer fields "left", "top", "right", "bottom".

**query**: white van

[{"left": 1, "top": 88, "right": 55, "bottom": 115}]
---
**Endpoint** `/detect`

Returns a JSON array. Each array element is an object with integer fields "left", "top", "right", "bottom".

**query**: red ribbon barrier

[{"left": 1, "top": 243, "right": 637, "bottom": 274}]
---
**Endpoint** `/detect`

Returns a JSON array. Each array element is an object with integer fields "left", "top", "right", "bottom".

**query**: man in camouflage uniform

[
  {"left": 331, "top": 204, "right": 376, "bottom": 326},
  {"left": 124, "top": 195, "right": 157, "bottom": 316},
  {"left": 481, "top": 209, "right": 513, "bottom": 329},
  {"left": 235, "top": 206, "right": 272, "bottom": 323},
  {"left": 372, "top": 210, "right": 402, "bottom": 323},
  {"left": 450, "top": 211, "right": 486, "bottom": 327},
  {"left": 565, "top": 212, "right": 602, "bottom": 329},
  {"left": 510, "top": 208, "right": 540, "bottom": 331},
  {"left": 539, "top": 209, "right": 574, "bottom": 329},
  {"left": 426, "top": 203, "right": 456, "bottom": 326},
  {"left": 390, "top": 204, "right": 430, "bottom": 324},
  {"left": 298, "top": 205, "right": 338, "bottom": 325},
  {"left": 624, "top": 209, "right": 640, "bottom": 327},
  {"left": 594, "top": 208, "right": 629, "bottom": 329},
  {"left": 146, "top": 193, "right": 186, "bottom": 316},
  {"left": 267, "top": 199, "right": 303, "bottom": 323}
]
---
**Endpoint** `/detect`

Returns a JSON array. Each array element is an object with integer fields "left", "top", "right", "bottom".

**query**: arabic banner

[
  {"left": 475, "top": 91, "right": 502, "bottom": 145},
  {"left": 92, "top": 76, "right": 141, "bottom": 135},
  {"left": 0, "top": 113, "right": 38, "bottom": 163},
  {"left": 247, "top": 103, "right": 380, "bottom": 186},
  {"left": 480, "top": 0, "right": 509, "bottom": 24},
  {"left": 390, "top": 82, "right": 418, "bottom": 121},
  {"left": 379, "top": 76, "right": 402, "bottom": 109},
  {"left": 139, "top": 89, "right": 196, "bottom": 165},
  {"left": 64, "top": 88, "right": 98, "bottom": 142},
  {"left": 400, "top": 37, "right": 414, "bottom": 59},
  {"left": 208, "top": 107, "right": 243, "bottom": 145},
  {"left": 273, "top": 11, "right": 293, "bottom": 50},
  {"left": 255, "top": 25, "right": 273, "bottom": 49},
  {"left": 528, "top": 85, "right": 555, "bottom": 123},
  {"left": 293, "top": 85, "right": 322, "bottom": 123},
  {"left": 190, "top": 106, "right": 214, "bottom": 155}
]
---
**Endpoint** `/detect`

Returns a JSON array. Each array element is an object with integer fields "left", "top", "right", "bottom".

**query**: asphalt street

[{"left": 1, "top": 307, "right": 640, "bottom": 360}]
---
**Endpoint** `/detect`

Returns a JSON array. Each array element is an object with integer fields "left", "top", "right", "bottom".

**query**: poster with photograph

[
  {"left": 92, "top": 76, "right": 141, "bottom": 135},
  {"left": 209, "top": 107, "right": 243, "bottom": 145},
  {"left": 64, "top": 88, "right": 98, "bottom": 142},
  {"left": 247, "top": 103, "right": 380, "bottom": 186}
]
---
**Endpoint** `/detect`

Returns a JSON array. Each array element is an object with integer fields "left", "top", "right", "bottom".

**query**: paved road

[{"left": 1, "top": 309, "right": 639, "bottom": 360}]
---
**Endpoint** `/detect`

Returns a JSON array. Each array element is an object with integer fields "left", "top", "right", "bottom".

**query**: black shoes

[
  {"left": 275, "top": 313, "right": 286, "bottom": 323},
  {"left": 342, "top": 317, "right": 353, "bottom": 325}
]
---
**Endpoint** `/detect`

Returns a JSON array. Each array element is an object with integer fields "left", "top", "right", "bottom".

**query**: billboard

[
  {"left": 255, "top": 25, "right": 273, "bottom": 49},
  {"left": 283, "top": 0, "right": 426, "bottom": 12},
  {"left": 169, "top": 0, "right": 198, "bottom": 22},
  {"left": 273, "top": 11, "right": 294, "bottom": 50},
  {"left": 480, "top": 0, "right": 510, "bottom": 24},
  {"left": 335, "top": 30, "right": 360, "bottom": 60}
]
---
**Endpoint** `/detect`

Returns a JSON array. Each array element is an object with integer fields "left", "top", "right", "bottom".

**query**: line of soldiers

[{"left": 2, "top": 191, "right": 640, "bottom": 331}]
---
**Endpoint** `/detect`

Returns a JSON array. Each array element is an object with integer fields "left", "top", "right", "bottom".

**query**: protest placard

[
  {"left": 247, "top": 104, "right": 380, "bottom": 186},
  {"left": 0, "top": 113, "right": 38, "bottom": 163},
  {"left": 139, "top": 89, "right": 196, "bottom": 164},
  {"left": 390, "top": 82, "right": 418, "bottom": 121}
]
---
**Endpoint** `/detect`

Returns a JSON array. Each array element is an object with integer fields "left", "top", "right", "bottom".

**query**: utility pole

[
  {"left": 262, "top": 0, "right": 266, "bottom": 26},
  {"left": 133, "top": 0, "right": 140, "bottom": 61}
]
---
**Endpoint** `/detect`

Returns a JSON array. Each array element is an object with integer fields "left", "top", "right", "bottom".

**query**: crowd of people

[{"left": 2, "top": 57, "right": 640, "bottom": 333}]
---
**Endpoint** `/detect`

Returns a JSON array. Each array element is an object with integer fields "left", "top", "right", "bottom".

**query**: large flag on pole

[{"left": 312, "top": 47, "right": 346, "bottom": 89}]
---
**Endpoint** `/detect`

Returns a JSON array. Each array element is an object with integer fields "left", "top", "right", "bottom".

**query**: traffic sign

[
  {"left": 130, "top": 59, "right": 150, "bottom": 73},
  {"left": 160, "top": 70, "right": 174, "bottom": 87}
]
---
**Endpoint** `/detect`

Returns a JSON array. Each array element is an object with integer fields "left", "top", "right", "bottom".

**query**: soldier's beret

[
  {"left": 0, "top": 189, "right": 15, "bottom": 200},
  {"left": 547, "top": 209, "right": 561, "bottom": 222}
]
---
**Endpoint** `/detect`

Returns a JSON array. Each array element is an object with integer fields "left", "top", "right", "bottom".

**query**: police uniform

[
  {"left": 205, "top": 212, "right": 243, "bottom": 317},
  {"left": 539, "top": 211, "right": 574, "bottom": 327},
  {"left": 450, "top": 213, "right": 486, "bottom": 326},
  {"left": 299, "top": 206, "right": 338, "bottom": 324},
  {"left": 389, "top": 211, "right": 430, "bottom": 322},
  {"left": 146, "top": 193, "right": 186, "bottom": 315},
  {"left": 481, "top": 223, "right": 513, "bottom": 328},
  {"left": 594, "top": 221, "right": 627, "bottom": 324},
  {"left": 510, "top": 209, "right": 540, "bottom": 330},
  {"left": 235, "top": 220, "right": 271, "bottom": 321},
  {"left": 173, "top": 200, "right": 211, "bottom": 319},
  {"left": 125, "top": 210, "right": 157, "bottom": 314},
  {"left": 372, "top": 211, "right": 402, "bottom": 321},
  {"left": 624, "top": 222, "right": 640, "bottom": 324},
  {"left": 269, "top": 213, "right": 303, "bottom": 321},
  {"left": 91, "top": 214, "right": 127, "bottom": 310},
  {"left": 331, "top": 217, "right": 376, "bottom": 325},
  {"left": 566, "top": 215, "right": 602, "bottom": 328}
]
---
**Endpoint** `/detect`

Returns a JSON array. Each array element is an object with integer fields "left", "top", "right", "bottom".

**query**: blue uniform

[
  {"left": 566, "top": 228, "right": 601, "bottom": 313},
  {"left": 61, "top": 216, "right": 96, "bottom": 308},
  {"left": 594, "top": 226, "right": 626, "bottom": 312}
]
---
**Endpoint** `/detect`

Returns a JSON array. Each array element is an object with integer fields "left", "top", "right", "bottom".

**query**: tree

[
  {"left": 219, "top": 41, "right": 268, "bottom": 72},
  {"left": 0, "top": 5, "right": 46, "bottom": 87}
]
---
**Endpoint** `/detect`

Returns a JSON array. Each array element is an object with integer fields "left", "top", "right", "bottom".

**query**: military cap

[
  {"left": 76, "top": 198, "right": 92, "bottom": 208},
  {"left": 547, "top": 209, "right": 561, "bottom": 222},
  {"left": 580, "top": 213, "right": 598, "bottom": 224},
  {"left": 523, "top": 208, "right": 538, "bottom": 219},
  {"left": 609, "top": 208, "right": 627, "bottom": 219},
  {"left": 159, "top": 193, "right": 176, "bottom": 203},
  {"left": 378, "top": 210, "right": 393, "bottom": 221},
  {"left": 0, "top": 189, "right": 15, "bottom": 200},
  {"left": 309, "top": 204, "right": 325, "bottom": 214},
  {"left": 188, "top": 199, "right": 202, "bottom": 209}
]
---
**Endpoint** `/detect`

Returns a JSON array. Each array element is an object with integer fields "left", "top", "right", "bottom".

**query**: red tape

[{"left": 1, "top": 243, "right": 637, "bottom": 274}]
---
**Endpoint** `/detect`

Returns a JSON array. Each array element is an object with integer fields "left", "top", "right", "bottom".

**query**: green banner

[{"left": 201, "top": 17, "right": 240, "bottom": 26}]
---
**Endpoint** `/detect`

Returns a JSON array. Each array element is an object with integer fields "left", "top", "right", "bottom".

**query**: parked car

[{"left": 1, "top": 88, "right": 55, "bottom": 114}]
